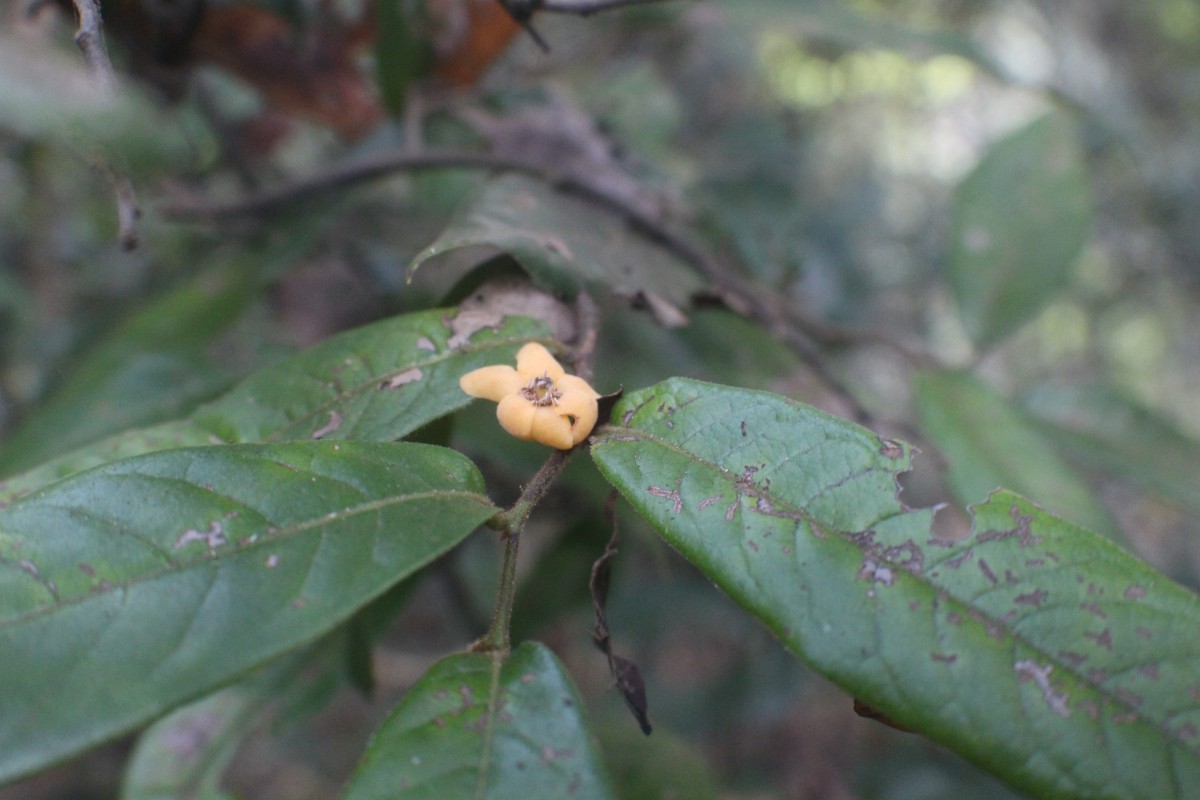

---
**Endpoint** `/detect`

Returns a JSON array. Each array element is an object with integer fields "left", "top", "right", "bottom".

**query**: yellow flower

[{"left": 459, "top": 342, "right": 600, "bottom": 450}]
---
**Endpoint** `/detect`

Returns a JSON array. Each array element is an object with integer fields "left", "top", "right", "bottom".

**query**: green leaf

[
  {"left": 914, "top": 369, "right": 1119, "bottom": 540},
  {"left": 374, "top": 0, "right": 428, "bottom": 116},
  {"left": 597, "top": 722, "right": 720, "bottom": 800},
  {"left": 410, "top": 174, "right": 704, "bottom": 309},
  {"left": 0, "top": 309, "right": 550, "bottom": 504},
  {"left": 0, "top": 441, "right": 497, "bottom": 783},
  {"left": 0, "top": 40, "right": 189, "bottom": 174},
  {"left": 0, "top": 422, "right": 215, "bottom": 505},
  {"left": 121, "top": 640, "right": 347, "bottom": 800},
  {"left": 190, "top": 307, "right": 545, "bottom": 445},
  {"left": 591, "top": 378, "right": 1200, "bottom": 800},
  {"left": 1021, "top": 383, "right": 1200, "bottom": 515},
  {"left": 947, "top": 113, "right": 1092, "bottom": 348},
  {"left": 339, "top": 642, "right": 616, "bottom": 800},
  {"left": 0, "top": 266, "right": 256, "bottom": 477},
  {"left": 0, "top": 212, "right": 342, "bottom": 478},
  {"left": 121, "top": 685, "right": 256, "bottom": 800}
]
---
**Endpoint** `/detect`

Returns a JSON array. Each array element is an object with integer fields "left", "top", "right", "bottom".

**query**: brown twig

[
  {"left": 160, "top": 151, "right": 545, "bottom": 222},
  {"left": 113, "top": 173, "right": 142, "bottom": 251},
  {"left": 70, "top": 0, "right": 143, "bottom": 250},
  {"left": 162, "top": 145, "right": 931, "bottom": 425},
  {"left": 493, "top": 1, "right": 551, "bottom": 51},
  {"left": 159, "top": 148, "right": 729, "bottom": 316},
  {"left": 590, "top": 490, "right": 652, "bottom": 734},
  {"left": 572, "top": 290, "right": 600, "bottom": 383},
  {"left": 71, "top": 0, "right": 118, "bottom": 95},
  {"left": 537, "top": 0, "right": 694, "bottom": 15},
  {"left": 495, "top": 0, "right": 689, "bottom": 45},
  {"left": 546, "top": 170, "right": 885, "bottom": 424}
]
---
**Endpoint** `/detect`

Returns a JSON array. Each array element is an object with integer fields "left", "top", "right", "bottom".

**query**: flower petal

[
  {"left": 530, "top": 407, "right": 576, "bottom": 449},
  {"left": 462, "top": 341, "right": 601, "bottom": 449},
  {"left": 516, "top": 342, "right": 564, "bottom": 381},
  {"left": 460, "top": 365, "right": 523, "bottom": 402},
  {"left": 558, "top": 391, "right": 599, "bottom": 445},
  {"left": 556, "top": 374, "right": 601, "bottom": 399},
  {"left": 496, "top": 394, "right": 537, "bottom": 440}
]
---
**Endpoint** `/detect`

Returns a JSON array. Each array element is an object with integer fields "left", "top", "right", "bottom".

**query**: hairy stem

[{"left": 473, "top": 449, "right": 572, "bottom": 653}]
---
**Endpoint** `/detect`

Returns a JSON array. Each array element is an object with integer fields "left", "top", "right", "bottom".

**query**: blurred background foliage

[{"left": 3, "top": 0, "right": 1200, "bottom": 798}]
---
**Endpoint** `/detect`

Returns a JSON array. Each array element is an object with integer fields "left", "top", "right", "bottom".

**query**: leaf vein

[
  {"left": 0, "top": 490, "right": 492, "bottom": 629},
  {"left": 598, "top": 426, "right": 1193, "bottom": 749}
]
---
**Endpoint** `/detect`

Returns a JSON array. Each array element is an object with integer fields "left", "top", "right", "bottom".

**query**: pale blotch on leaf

[
  {"left": 459, "top": 342, "right": 600, "bottom": 450},
  {"left": 311, "top": 410, "right": 343, "bottom": 439},
  {"left": 381, "top": 368, "right": 423, "bottom": 390},
  {"left": 173, "top": 521, "right": 226, "bottom": 550}
]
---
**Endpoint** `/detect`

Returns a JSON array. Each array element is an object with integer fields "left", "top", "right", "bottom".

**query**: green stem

[
  {"left": 477, "top": 528, "right": 522, "bottom": 653},
  {"left": 472, "top": 450, "right": 572, "bottom": 653}
]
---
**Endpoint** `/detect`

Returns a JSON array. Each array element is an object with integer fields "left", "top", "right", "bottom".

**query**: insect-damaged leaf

[
  {"left": 409, "top": 174, "right": 703, "bottom": 310},
  {"left": 339, "top": 642, "right": 616, "bottom": 800},
  {"left": 121, "top": 641, "right": 346, "bottom": 800},
  {"left": 0, "top": 309, "right": 551, "bottom": 505},
  {"left": 0, "top": 441, "right": 497, "bottom": 783},
  {"left": 187, "top": 308, "right": 548, "bottom": 445},
  {"left": 590, "top": 378, "right": 1200, "bottom": 800},
  {"left": 121, "top": 686, "right": 256, "bottom": 800}
]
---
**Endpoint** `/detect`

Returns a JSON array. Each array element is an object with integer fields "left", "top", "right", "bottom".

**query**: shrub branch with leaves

[{"left": 3, "top": 1, "right": 1200, "bottom": 799}]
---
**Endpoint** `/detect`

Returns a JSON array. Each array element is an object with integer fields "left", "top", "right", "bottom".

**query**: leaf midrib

[
  {"left": 247, "top": 333, "right": 553, "bottom": 442},
  {"left": 473, "top": 651, "right": 505, "bottom": 800},
  {"left": 594, "top": 424, "right": 1194, "bottom": 755},
  {"left": 0, "top": 488, "right": 493, "bottom": 629}
]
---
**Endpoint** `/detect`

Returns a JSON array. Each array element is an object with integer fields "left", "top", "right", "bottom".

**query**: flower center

[{"left": 520, "top": 374, "right": 562, "bottom": 407}]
